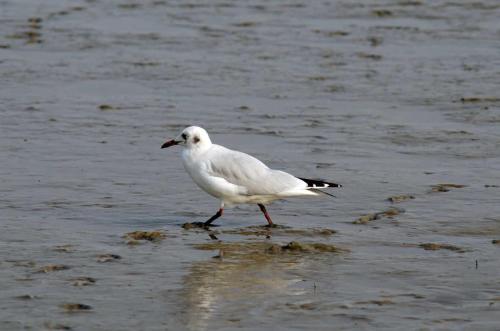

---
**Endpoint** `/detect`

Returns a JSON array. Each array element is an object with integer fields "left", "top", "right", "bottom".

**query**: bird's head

[{"left": 161, "top": 126, "right": 212, "bottom": 151}]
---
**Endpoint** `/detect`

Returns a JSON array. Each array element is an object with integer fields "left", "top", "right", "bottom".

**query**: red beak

[{"left": 161, "top": 139, "right": 179, "bottom": 149}]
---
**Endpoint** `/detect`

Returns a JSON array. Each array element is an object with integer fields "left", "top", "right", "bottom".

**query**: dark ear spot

[{"left": 193, "top": 136, "right": 200, "bottom": 143}]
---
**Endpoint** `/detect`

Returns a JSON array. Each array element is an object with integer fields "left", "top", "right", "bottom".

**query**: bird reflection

[{"left": 181, "top": 241, "right": 306, "bottom": 331}]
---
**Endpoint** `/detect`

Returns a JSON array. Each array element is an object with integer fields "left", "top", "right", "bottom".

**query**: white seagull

[{"left": 161, "top": 126, "right": 341, "bottom": 227}]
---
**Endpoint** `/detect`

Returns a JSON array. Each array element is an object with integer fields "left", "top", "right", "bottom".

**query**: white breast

[{"left": 181, "top": 148, "right": 244, "bottom": 199}]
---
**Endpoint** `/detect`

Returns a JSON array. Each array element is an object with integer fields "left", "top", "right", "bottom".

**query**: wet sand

[{"left": 1, "top": 0, "right": 500, "bottom": 330}]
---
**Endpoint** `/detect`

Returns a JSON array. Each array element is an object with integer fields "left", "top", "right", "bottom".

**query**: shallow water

[{"left": 1, "top": 0, "right": 500, "bottom": 330}]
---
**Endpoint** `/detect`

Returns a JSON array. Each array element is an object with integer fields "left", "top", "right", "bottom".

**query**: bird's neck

[{"left": 186, "top": 141, "right": 212, "bottom": 156}]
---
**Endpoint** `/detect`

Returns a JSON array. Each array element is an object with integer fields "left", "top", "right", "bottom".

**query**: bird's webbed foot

[
  {"left": 263, "top": 223, "right": 279, "bottom": 228},
  {"left": 182, "top": 221, "right": 216, "bottom": 230}
]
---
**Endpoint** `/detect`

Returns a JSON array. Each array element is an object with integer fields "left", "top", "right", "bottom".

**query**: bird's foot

[
  {"left": 264, "top": 223, "right": 279, "bottom": 229},
  {"left": 182, "top": 221, "right": 218, "bottom": 230},
  {"left": 261, "top": 223, "right": 291, "bottom": 229}
]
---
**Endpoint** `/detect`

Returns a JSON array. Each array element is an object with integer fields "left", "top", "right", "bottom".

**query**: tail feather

[
  {"left": 298, "top": 177, "right": 342, "bottom": 189},
  {"left": 309, "top": 188, "right": 337, "bottom": 198}
]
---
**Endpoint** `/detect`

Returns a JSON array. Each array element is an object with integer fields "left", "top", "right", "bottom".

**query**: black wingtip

[{"left": 299, "top": 177, "right": 342, "bottom": 188}]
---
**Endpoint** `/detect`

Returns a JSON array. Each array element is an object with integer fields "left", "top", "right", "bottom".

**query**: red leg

[
  {"left": 204, "top": 208, "right": 223, "bottom": 226},
  {"left": 258, "top": 204, "right": 274, "bottom": 226}
]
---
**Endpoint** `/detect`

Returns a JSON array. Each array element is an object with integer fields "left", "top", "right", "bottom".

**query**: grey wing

[{"left": 205, "top": 146, "right": 305, "bottom": 195}]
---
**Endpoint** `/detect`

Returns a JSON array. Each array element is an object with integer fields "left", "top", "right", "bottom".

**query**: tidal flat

[{"left": 1, "top": 0, "right": 500, "bottom": 330}]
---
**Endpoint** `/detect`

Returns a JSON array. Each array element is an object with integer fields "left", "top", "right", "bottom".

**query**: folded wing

[{"left": 205, "top": 145, "right": 306, "bottom": 196}]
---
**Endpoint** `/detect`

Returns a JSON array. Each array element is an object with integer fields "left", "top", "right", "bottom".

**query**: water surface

[{"left": 1, "top": 0, "right": 500, "bottom": 330}]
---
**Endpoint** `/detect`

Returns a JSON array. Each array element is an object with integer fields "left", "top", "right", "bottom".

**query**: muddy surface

[{"left": 1, "top": 0, "right": 500, "bottom": 330}]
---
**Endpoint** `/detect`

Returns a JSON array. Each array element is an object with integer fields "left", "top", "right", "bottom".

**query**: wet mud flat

[{"left": 1, "top": 0, "right": 500, "bottom": 330}]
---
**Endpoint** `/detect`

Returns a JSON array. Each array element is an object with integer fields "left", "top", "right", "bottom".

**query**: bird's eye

[
  {"left": 181, "top": 133, "right": 187, "bottom": 140},
  {"left": 193, "top": 136, "right": 200, "bottom": 143}
]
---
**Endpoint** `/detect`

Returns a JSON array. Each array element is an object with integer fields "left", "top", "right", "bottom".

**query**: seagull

[{"left": 161, "top": 126, "right": 341, "bottom": 227}]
